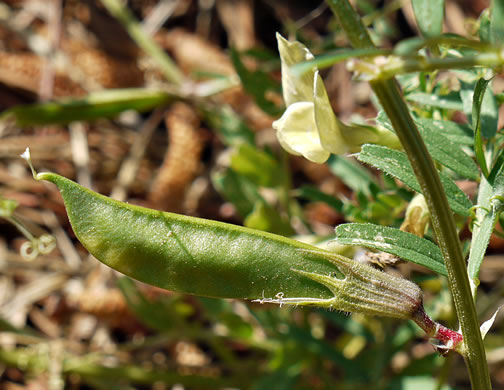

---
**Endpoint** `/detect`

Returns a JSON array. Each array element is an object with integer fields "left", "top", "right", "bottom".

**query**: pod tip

[
  {"left": 21, "top": 147, "right": 49, "bottom": 181},
  {"left": 20, "top": 147, "right": 39, "bottom": 179}
]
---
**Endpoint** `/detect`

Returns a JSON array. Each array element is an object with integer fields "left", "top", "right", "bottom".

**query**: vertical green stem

[{"left": 326, "top": 1, "right": 491, "bottom": 389}]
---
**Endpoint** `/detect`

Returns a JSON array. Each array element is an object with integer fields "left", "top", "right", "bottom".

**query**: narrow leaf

[
  {"left": 230, "top": 48, "right": 282, "bottom": 116},
  {"left": 414, "top": 118, "right": 473, "bottom": 146},
  {"left": 479, "top": 9, "right": 492, "bottom": 42},
  {"left": 230, "top": 144, "right": 283, "bottom": 187},
  {"left": 297, "top": 186, "right": 344, "bottom": 213},
  {"left": 358, "top": 145, "right": 472, "bottom": 216},
  {"left": 211, "top": 169, "right": 262, "bottom": 218},
  {"left": 472, "top": 78, "right": 492, "bottom": 177},
  {"left": 203, "top": 105, "right": 255, "bottom": 146},
  {"left": 489, "top": 152, "right": 504, "bottom": 183},
  {"left": 490, "top": 0, "right": 504, "bottom": 44},
  {"left": 415, "top": 121, "right": 479, "bottom": 180},
  {"left": 1, "top": 89, "right": 173, "bottom": 126},
  {"left": 394, "top": 35, "right": 486, "bottom": 56},
  {"left": 411, "top": 0, "right": 445, "bottom": 37},
  {"left": 328, "top": 155, "right": 378, "bottom": 197},
  {"left": 378, "top": 113, "right": 478, "bottom": 179},
  {"left": 460, "top": 78, "right": 498, "bottom": 139},
  {"left": 118, "top": 277, "right": 183, "bottom": 332},
  {"left": 406, "top": 92, "right": 464, "bottom": 110},
  {"left": 244, "top": 201, "right": 295, "bottom": 236},
  {"left": 334, "top": 223, "right": 446, "bottom": 275},
  {"left": 292, "top": 48, "right": 389, "bottom": 76},
  {"left": 468, "top": 170, "right": 504, "bottom": 280}
]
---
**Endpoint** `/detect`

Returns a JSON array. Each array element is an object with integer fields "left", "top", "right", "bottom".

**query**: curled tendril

[
  {"left": 468, "top": 204, "right": 490, "bottom": 232},
  {"left": 38, "top": 234, "right": 57, "bottom": 254},
  {"left": 490, "top": 195, "right": 504, "bottom": 208},
  {"left": 20, "top": 234, "right": 56, "bottom": 261},
  {"left": 20, "top": 240, "right": 39, "bottom": 261}
]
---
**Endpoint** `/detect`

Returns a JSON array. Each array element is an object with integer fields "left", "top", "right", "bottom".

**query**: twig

[
  {"left": 110, "top": 107, "right": 167, "bottom": 201},
  {"left": 39, "top": 0, "right": 63, "bottom": 101},
  {"left": 0, "top": 273, "right": 67, "bottom": 325},
  {"left": 41, "top": 211, "right": 81, "bottom": 271},
  {"left": 141, "top": 0, "right": 180, "bottom": 37},
  {"left": 69, "top": 122, "right": 92, "bottom": 190}
]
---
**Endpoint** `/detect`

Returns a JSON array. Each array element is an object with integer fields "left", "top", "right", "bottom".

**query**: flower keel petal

[{"left": 272, "top": 102, "right": 330, "bottom": 163}]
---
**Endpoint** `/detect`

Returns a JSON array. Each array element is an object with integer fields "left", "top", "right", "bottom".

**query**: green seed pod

[
  {"left": 25, "top": 149, "right": 425, "bottom": 320},
  {"left": 36, "top": 171, "right": 341, "bottom": 301}
]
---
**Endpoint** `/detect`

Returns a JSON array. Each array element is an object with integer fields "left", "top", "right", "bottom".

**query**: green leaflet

[
  {"left": 394, "top": 35, "right": 486, "bottom": 56},
  {"left": 468, "top": 170, "right": 504, "bottom": 282},
  {"left": 358, "top": 145, "right": 472, "bottom": 216},
  {"left": 244, "top": 201, "right": 295, "bottom": 236},
  {"left": 413, "top": 118, "right": 473, "bottom": 146},
  {"left": 296, "top": 186, "right": 344, "bottom": 213},
  {"left": 230, "top": 144, "right": 284, "bottom": 188},
  {"left": 473, "top": 79, "right": 491, "bottom": 177},
  {"left": 469, "top": 78, "right": 495, "bottom": 177},
  {"left": 117, "top": 277, "right": 187, "bottom": 332},
  {"left": 405, "top": 92, "right": 464, "bottom": 111},
  {"left": 291, "top": 48, "right": 390, "bottom": 76},
  {"left": 334, "top": 223, "right": 446, "bottom": 275},
  {"left": 1, "top": 89, "right": 173, "bottom": 126},
  {"left": 377, "top": 112, "right": 479, "bottom": 180},
  {"left": 411, "top": 0, "right": 445, "bottom": 37},
  {"left": 230, "top": 48, "right": 282, "bottom": 116},
  {"left": 490, "top": 0, "right": 504, "bottom": 44},
  {"left": 211, "top": 168, "right": 261, "bottom": 218},
  {"left": 328, "top": 155, "right": 378, "bottom": 197},
  {"left": 460, "top": 78, "right": 498, "bottom": 140},
  {"left": 415, "top": 121, "right": 478, "bottom": 180},
  {"left": 203, "top": 105, "right": 255, "bottom": 146}
]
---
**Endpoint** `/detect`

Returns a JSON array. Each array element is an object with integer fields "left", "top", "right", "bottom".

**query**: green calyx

[{"left": 256, "top": 250, "right": 423, "bottom": 320}]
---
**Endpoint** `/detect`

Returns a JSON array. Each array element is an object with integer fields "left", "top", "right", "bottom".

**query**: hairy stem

[{"left": 326, "top": 0, "right": 491, "bottom": 388}]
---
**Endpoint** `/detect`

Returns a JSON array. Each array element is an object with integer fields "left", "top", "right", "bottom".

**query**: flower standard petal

[
  {"left": 272, "top": 101, "right": 330, "bottom": 164},
  {"left": 276, "top": 33, "right": 315, "bottom": 106}
]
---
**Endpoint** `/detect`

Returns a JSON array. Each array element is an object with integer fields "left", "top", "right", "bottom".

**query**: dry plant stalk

[{"left": 148, "top": 102, "right": 203, "bottom": 212}]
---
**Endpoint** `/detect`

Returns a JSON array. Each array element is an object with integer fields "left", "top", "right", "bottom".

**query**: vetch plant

[
  {"left": 22, "top": 147, "right": 464, "bottom": 354},
  {"left": 13, "top": 0, "right": 504, "bottom": 388}
]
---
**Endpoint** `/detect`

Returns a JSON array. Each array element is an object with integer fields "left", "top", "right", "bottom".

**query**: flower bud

[{"left": 401, "top": 194, "right": 430, "bottom": 237}]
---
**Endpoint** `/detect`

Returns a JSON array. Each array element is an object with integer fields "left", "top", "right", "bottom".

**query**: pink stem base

[{"left": 412, "top": 304, "right": 463, "bottom": 354}]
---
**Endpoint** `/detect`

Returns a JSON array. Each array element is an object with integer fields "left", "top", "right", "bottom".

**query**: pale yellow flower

[{"left": 273, "top": 33, "right": 399, "bottom": 164}]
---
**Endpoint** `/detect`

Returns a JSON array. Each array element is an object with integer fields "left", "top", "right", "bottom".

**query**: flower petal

[
  {"left": 276, "top": 33, "right": 315, "bottom": 106},
  {"left": 313, "top": 71, "right": 348, "bottom": 155},
  {"left": 272, "top": 102, "right": 330, "bottom": 164}
]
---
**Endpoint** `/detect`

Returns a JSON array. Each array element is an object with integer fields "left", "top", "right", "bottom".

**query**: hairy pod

[{"left": 34, "top": 167, "right": 425, "bottom": 321}]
